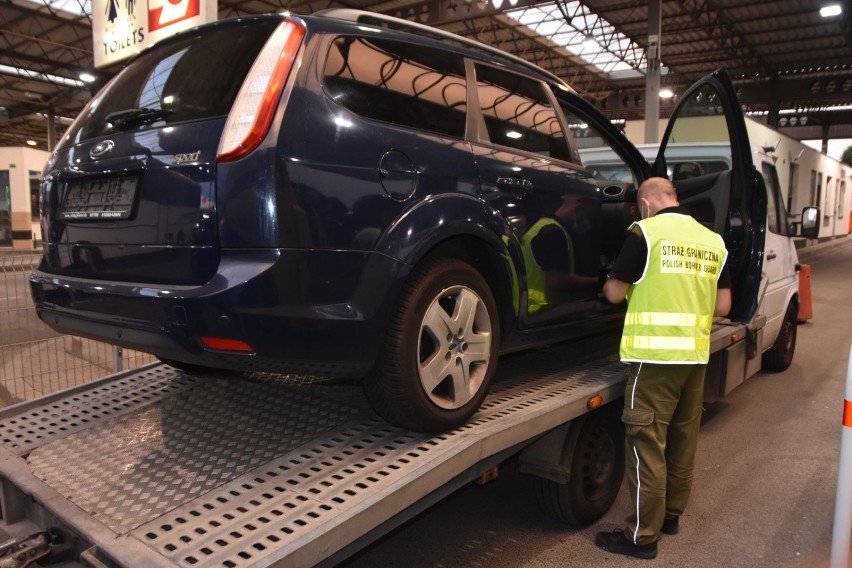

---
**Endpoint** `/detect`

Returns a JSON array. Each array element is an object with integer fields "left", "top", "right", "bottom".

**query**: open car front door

[{"left": 652, "top": 69, "right": 767, "bottom": 323}]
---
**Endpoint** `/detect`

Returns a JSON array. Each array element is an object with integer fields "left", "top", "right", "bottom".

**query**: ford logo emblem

[{"left": 90, "top": 140, "right": 115, "bottom": 159}]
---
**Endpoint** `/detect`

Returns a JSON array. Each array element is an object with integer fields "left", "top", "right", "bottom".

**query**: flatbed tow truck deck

[{"left": 0, "top": 324, "right": 746, "bottom": 567}]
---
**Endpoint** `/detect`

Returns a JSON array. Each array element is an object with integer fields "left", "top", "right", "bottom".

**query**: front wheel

[
  {"left": 365, "top": 258, "right": 500, "bottom": 432},
  {"left": 762, "top": 301, "right": 798, "bottom": 372}
]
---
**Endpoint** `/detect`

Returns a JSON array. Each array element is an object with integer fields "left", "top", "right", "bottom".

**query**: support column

[
  {"left": 644, "top": 0, "right": 662, "bottom": 144},
  {"left": 822, "top": 122, "right": 830, "bottom": 155},
  {"left": 767, "top": 79, "right": 780, "bottom": 128},
  {"left": 47, "top": 110, "right": 56, "bottom": 152}
]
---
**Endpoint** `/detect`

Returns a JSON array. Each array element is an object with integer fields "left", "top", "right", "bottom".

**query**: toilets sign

[{"left": 92, "top": 0, "right": 217, "bottom": 67}]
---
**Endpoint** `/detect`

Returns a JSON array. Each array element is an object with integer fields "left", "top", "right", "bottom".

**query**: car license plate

[{"left": 60, "top": 176, "right": 138, "bottom": 221}]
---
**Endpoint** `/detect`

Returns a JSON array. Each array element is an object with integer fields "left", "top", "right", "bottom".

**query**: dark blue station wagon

[{"left": 31, "top": 10, "right": 764, "bottom": 431}]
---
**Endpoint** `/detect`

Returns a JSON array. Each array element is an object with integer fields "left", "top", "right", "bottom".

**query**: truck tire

[
  {"left": 535, "top": 403, "right": 625, "bottom": 527},
  {"left": 762, "top": 301, "right": 798, "bottom": 372},
  {"left": 365, "top": 258, "right": 500, "bottom": 432}
]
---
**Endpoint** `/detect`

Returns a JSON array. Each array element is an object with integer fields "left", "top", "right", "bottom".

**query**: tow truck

[
  {"left": 2, "top": 25, "right": 821, "bottom": 568},
  {"left": 0, "top": 248, "right": 818, "bottom": 566},
  {"left": 0, "top": 317, "right": 782, "bottom": 568},
  {"left": 0, "top": 171, "right": 820, "bottom": 567}
]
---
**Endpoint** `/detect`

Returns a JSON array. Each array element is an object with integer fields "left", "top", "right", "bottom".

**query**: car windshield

[{"left": 59, "top": 19, "right": 280, "bottom": 147}]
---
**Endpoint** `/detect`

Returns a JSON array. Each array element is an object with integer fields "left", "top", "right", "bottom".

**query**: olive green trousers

[{"left": 622, "top": 362, "right": 706, "bottom": 545}]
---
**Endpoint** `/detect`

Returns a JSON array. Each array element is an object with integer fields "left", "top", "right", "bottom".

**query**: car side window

[
  {"left": 323, "top": 37, "right": 467, "bottom": 139},
  {"left": 473, "top": 64, "right": 572, "bottom": 162},
  {"left": 658, "top": 83, "right": 734, "bottom": 233},
  {"left": 559, "top": 104, "right": 638, "bottom": 186},
  {"left": 663, "top": 85, "right": 732, "bottom": 171}
]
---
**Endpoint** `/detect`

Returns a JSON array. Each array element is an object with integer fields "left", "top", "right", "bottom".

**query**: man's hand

[
  {"left": 603, "top": 276, "right": 630, "bottom": 304},
  {"left": 715, "top": 288, "right": 732, "bottom": 317}
]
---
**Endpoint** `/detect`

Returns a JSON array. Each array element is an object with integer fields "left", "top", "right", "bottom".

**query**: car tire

[
  {"left": 762, "top": 301, "right": 798, "bottom": 372},
  {"left": 365, "top": 258, "right": 500, "bottom": 432},
  {"left": 535, "top": 403, "right": 625, "bottom": 527}
]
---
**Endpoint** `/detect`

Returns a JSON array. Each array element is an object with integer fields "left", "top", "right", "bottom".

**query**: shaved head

[
  {"left": 638, "top": 177, "right": 677, "bottom": 201},
  {"left": 638, "top": 177, "right": 679, "bottom": 218}
]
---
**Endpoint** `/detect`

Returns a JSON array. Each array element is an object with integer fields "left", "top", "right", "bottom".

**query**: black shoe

[
  {"left": 595, "top": 529, "right": 658, "bottom": 560},
  {"left": 661, "top": 516, "right": 679, "bottom": 535}
]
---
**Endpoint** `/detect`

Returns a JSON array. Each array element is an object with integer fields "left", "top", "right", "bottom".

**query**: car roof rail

[{"left": 312, "top": 8, "right": 572, "bottom": 92}]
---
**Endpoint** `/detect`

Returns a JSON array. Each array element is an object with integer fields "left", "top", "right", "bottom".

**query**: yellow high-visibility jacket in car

[{"left": 520, "top": 217, "right": 573, "bottom": 314}]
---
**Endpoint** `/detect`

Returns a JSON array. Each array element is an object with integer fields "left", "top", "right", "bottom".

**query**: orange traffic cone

[{"left": 798, "top": 264, "right": 813, "bottom": 323}]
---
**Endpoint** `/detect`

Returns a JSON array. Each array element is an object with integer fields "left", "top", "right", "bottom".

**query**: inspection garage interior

[{"left": 1, "top": 0, "right": 852, "bottom": 567}]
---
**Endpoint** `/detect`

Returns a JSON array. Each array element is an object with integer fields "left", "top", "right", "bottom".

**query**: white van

[{"left": 581, "top": 142, "right": 819, "bottom": 373}]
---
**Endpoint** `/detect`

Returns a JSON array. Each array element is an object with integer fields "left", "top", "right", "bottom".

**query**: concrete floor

[{"left": 341, "top": 237, "right": 852, "bottom": 568}]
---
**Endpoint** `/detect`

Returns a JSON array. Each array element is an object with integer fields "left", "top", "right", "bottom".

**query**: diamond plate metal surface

[
  {"left": 131, "top": 346, "right": 626, "bottom": 568},
  {"left": 0, "top": 365, "right": 198, "bottom": 456},
  {"left": 8, "top": 333, "right": 626, "bottom": 568},
  {"left": 27, "top": 378, "right": 367, "bottom": 534}
]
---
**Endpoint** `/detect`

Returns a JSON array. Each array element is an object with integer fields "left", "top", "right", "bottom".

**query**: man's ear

[{"left": 639, "top": 197, "right": 650, "bottom": 219}]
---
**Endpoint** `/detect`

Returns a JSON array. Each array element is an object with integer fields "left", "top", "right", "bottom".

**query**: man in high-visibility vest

[{"left": 595, "top": 177, "right": 732, "bottom": 560}]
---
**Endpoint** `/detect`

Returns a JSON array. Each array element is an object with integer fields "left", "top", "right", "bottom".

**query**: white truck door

[{"left": 757, "top": 158, "right": 798, "bottom": 352}]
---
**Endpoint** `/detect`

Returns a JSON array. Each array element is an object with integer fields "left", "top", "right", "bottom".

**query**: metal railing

[{"left": 0, "top": 252, "right": 156, "bottom": 407}]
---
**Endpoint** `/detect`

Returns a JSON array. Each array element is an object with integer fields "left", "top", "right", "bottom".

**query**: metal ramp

[{"left": 0, "top": 333, "right": 626, "bottom": 567}]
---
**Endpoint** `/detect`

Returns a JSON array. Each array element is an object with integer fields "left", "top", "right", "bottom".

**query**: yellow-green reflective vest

[
  {"left": 620, "top": 213, "right": 728, "bottom": 364},
  {"left": 520, "top": 218, "right": 573, "bottom": 314}
]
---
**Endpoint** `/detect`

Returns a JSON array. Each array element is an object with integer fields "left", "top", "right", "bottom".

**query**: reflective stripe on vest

[
  {"left": 620, "top": 213, "right": 727, "bottom": 364},
  {"left": 624, "top": 312, "right": 714, "bottom": 329},
  {"left": 621, "top": 335, "right": 711, "bottom": 353}
]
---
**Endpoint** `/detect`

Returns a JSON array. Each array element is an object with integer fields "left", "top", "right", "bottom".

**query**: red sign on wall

[{"left": 148, "top": 0, "right": 201, "bottom": 32}]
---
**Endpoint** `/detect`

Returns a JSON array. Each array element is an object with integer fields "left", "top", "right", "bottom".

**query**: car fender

[
  {"left": 375, "top": 192, "right": 523, "bottom": 314},
  {"left": 764, "top": 278, "right": 800, "bottom": 350}
]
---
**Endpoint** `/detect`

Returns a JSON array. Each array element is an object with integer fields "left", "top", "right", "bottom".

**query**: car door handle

[
  {"left": 767, "top": 251, "right": 777, "bottom": 260},
  {"left": 496, "top": 177, "right": 533, "bottom": 197}
]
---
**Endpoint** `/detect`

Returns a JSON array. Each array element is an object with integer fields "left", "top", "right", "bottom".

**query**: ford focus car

[{"left": 31, "top": 9, "right": 765, "bottom": 431}]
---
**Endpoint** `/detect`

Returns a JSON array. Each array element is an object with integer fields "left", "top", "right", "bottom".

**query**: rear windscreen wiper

[{"left": 105, "top": 107, "right": 173, "bottom": 128}]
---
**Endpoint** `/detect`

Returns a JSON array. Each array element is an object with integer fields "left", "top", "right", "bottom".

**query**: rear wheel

[
  {"left": 762, "top": 301, "right": 798, "bottom": 372},
  {"left": 365, "top": 258, "right": 500, "bottom": 432},
  {"left": 535, "top": 404, "right": 625, "bottom": 527}
]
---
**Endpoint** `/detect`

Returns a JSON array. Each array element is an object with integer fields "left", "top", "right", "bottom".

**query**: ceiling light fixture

[
  {"left": 80, "top": 73, "right": 96, "bottom": 82},
  {"left": 820, "top": 4, "right": 842, "bottom": 17},
  {"left": 26, "top": 140, "right": 37, "bottom": 146},
  {"left": 659, "top": 88, "right": 674, "bottom": 99}
]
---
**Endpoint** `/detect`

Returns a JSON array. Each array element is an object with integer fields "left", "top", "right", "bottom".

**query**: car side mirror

[{"left": 792, "top": 206, "right": 820, "bottom": 239}]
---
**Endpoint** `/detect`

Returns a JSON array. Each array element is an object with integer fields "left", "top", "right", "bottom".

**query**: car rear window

[{"left": 60, "top": 19, "right": 281, "bottom": 147}]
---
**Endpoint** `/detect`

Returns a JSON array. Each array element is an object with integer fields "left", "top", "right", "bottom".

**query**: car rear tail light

[
  {"left": 216, "top": 19, "right": 305, "bottom": 163},
  {"left": 200, "top": 336, "right": 255, "bottom": 353}
]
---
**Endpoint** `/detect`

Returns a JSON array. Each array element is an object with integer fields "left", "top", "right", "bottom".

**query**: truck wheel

[
  {"left": 535, "top": 404, "right": 625, "bottom": 527},
  {"left": 762, "top": 301, "right": 798, "bottom": 372},
  {"left": 365, "top": 258, "right": 499, "bottom": 432}
]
